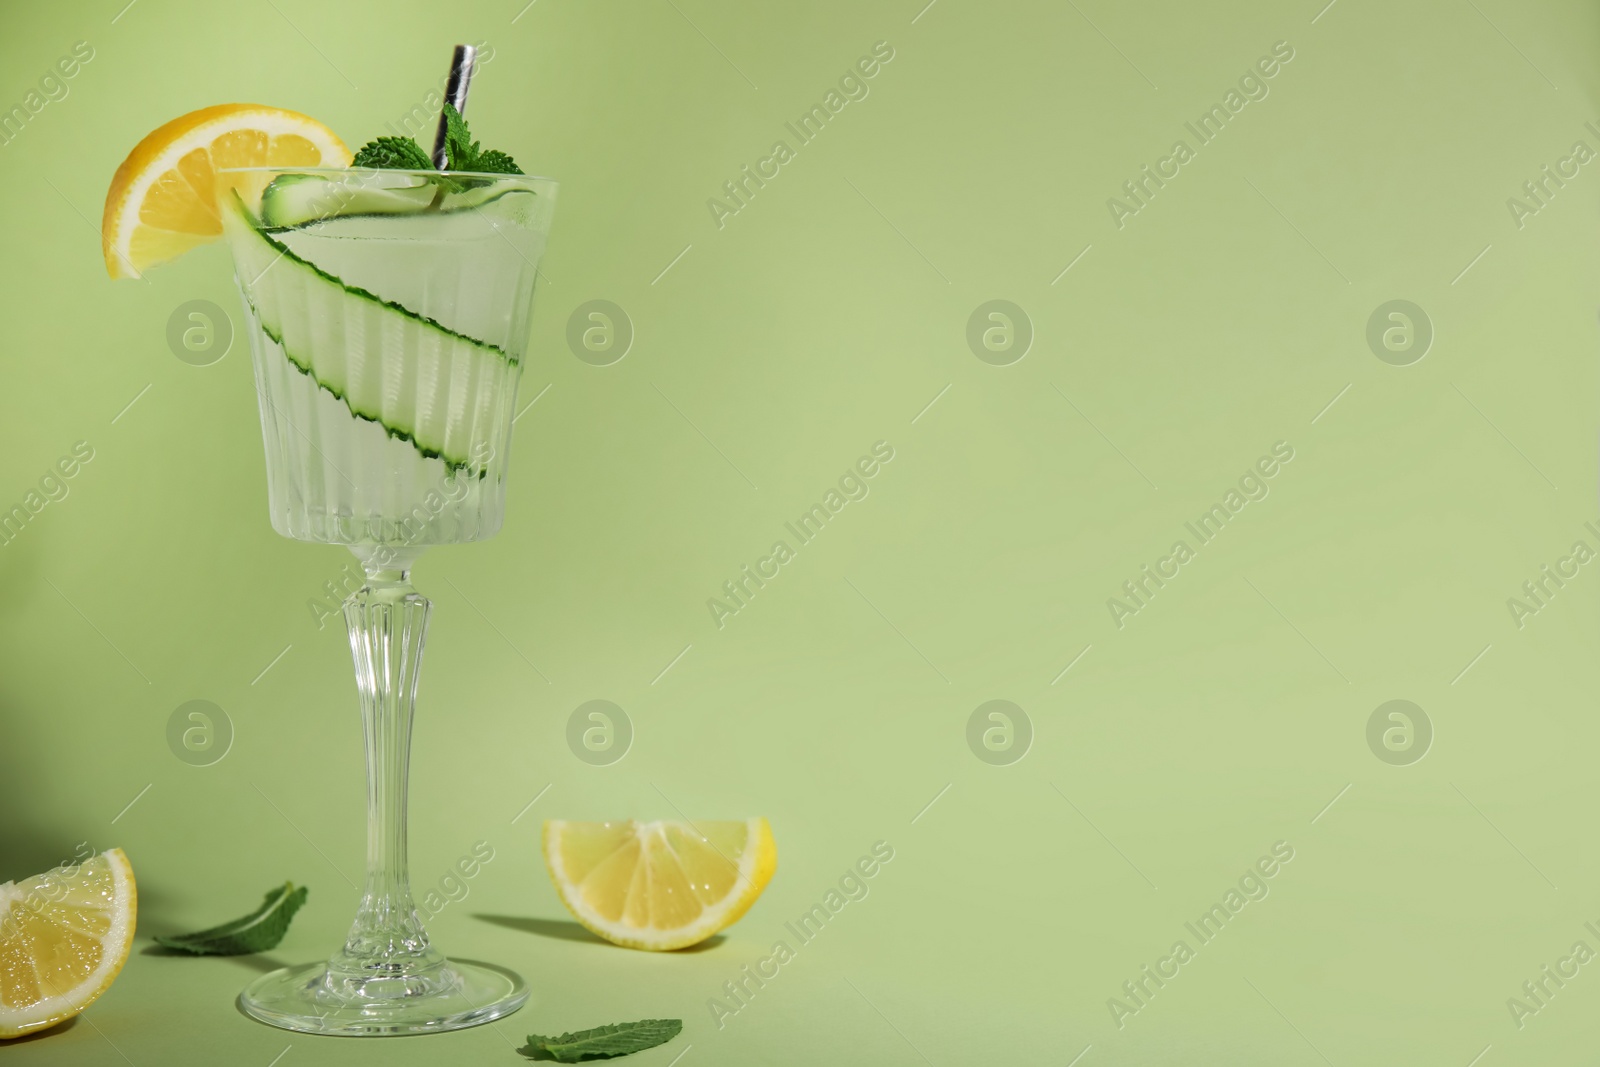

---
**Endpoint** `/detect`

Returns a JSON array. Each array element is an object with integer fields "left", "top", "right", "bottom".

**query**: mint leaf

[
  {"left": 440, "top": 103, "right": 524, "bottom": 175},
  {"left": 442, "top": 102, "right": 480, "bottom": 169},
  {"left": 520, "top": 1019, "right": 682, "bottom": 1062},
  {"left": 472, "top": 149, "right": 524, "bottom": 175},
  {"left": 351, "top": 136, "right": 432, "bottom": 171},
  {"left": 153, "top": 883, "right": 308, "bottom": 956}
]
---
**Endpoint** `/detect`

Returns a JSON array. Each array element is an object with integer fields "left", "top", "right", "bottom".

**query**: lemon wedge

[
  {"left": 0, "top": 848, "right": 136, "bottom": 1038},
  {"left": 543, "top": 819, "right": 776, "bottom": 951}
]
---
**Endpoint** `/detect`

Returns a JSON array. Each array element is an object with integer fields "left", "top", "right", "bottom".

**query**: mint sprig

[
  {"left": 520, "top": 1019, "right": 683, "bottom": 1062},
  {"left": 439, "top": 103, "right": 525, "bottom": 174},
  {"left": 153, "top": 882, "right": 308, "bottom": 956},
  {"left": 351, "top": 103, "right": 523, "bottom": 190}
]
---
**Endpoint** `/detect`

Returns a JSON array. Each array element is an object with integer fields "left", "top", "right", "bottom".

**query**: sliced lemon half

[
  {"left": 102, "top": 104, "right": 350, "bottom": 279},
  {"left": 543, "top": 818, "right": 776, "bottom": 951},
  {"left": 0, "top": 848, "right": 137, "bottom": 1039}
]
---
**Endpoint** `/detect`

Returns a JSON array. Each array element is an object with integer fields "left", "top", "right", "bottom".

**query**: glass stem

[{"left": 334, "top": 563, "right": 442, "bottom": 979}]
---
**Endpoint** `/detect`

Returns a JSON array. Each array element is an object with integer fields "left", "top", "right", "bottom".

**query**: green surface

[{"left": 2, "top": 0, "right": 1599, "bottom": 1063}]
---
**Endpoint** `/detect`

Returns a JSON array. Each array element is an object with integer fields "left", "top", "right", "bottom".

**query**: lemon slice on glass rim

[{"left": 101, "top": 103, "right": 350, "bottom": 279}]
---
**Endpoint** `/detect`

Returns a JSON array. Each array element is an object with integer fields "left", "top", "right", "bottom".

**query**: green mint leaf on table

[
  {"left": 520, "top": 1019, "right": 683, "bottom": 1062},
  {"left": 153, "top": 882, "right": 308, "bottom": 956},
  {"left": 351, "top": 136, "right": 433, "bottom": 171}
]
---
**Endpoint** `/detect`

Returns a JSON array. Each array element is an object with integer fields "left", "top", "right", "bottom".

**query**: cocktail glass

[{"left": 218, "top": 167, "right": 556, "bottom": 1036}]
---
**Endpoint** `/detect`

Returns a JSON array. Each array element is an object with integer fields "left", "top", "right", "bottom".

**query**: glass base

[{"left": 239, "top": 958, "right": 528, "bottom": 1036}]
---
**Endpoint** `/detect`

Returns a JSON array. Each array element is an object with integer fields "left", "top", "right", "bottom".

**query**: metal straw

[{"left": 431, "top": 44, "right": 478, "bottom": 169}]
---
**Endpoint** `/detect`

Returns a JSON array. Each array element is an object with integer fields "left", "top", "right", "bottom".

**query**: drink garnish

[{"left": 352, "top": 103, "right": 523, "bottom": 193}]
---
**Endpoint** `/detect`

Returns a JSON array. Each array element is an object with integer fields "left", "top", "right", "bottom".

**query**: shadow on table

[
  {"left": 4, "top": 1017, "right": 77, "bottom": 1043},
  {"left": 471, "top": 913, "right": 725, "bottom": 952},
  {"left": 137, "top": 943, "right": 288, "bottom": 974}
]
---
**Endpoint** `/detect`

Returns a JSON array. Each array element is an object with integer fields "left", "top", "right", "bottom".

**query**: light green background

[{"left": 3, "top": 0, "right": 1600, "bottom": 1063}]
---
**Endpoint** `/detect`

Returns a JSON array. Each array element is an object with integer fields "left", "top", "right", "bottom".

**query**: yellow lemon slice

[
  {"left": 102, "top": 104, "right": 349, "bottom": 279},
  {"left": 543, "top": 819, "right": 776, "bottom": 951},
  {"left": 0, "top": 848, "right": 136, "bottom": 1038}
]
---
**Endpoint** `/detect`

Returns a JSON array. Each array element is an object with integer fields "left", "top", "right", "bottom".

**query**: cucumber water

[{"left": 222, "top": 174, "right": 554, "bottom": 545}]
